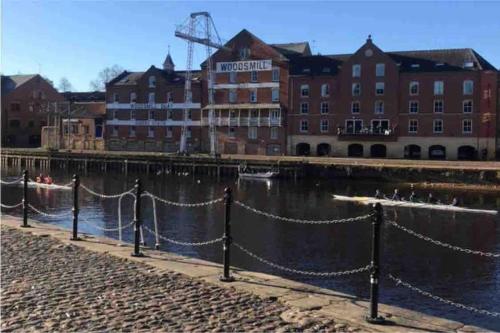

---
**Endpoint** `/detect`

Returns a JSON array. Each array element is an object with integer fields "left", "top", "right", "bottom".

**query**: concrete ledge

[{"left": 1, "top": 215, "right": 488, "bottom": 332}]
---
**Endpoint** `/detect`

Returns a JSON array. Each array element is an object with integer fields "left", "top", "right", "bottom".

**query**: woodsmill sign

[{"left": 216, "top": 60, "right": 272, "bottom": 73}]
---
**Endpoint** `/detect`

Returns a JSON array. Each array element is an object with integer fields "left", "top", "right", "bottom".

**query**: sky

[{"left": 2, "top": 1, "right": 499, "bottom": 92}]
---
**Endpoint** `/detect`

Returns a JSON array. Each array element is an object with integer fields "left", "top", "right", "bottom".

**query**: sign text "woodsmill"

[{"left": 216, "top": 60, "right": 272, "bottom": 73}]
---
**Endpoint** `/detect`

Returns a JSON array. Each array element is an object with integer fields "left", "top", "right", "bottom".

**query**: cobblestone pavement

[{"left": 1, "top": 226, "right": 350, "bottom": 332}]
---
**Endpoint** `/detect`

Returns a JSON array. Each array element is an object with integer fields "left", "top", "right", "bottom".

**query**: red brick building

[{"left": 1, "top": 74, "right": 65, "bottom": 147}]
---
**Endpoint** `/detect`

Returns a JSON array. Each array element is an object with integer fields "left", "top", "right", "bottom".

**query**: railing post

[
  {"left": 366, "top": 203, "right": 385, "bottom": 324},
  {"left": 131, "top": 179, "right": 144, "bottom": 257},
  {"left": 220, "top": 187, "right": 234, "bottom": 282},
  {"left": 70, "top": 174, "right": 80, "bottom": 240},
  {"left": 21, "top": 170, "right": 30, "bottom": 228}
]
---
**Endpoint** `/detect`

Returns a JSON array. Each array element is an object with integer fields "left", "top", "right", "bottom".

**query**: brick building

[{"left": 1, "top": 74, "right": 65, "bottom": 147}]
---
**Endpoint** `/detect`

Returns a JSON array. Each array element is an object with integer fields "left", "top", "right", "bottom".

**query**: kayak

[{"left": 332, "top": 194, "right": 498, "bottom": 215}]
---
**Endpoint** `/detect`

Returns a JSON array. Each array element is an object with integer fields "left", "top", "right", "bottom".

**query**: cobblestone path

[{"left": 1, "top": 226, "right": 346, "bottom": 332}]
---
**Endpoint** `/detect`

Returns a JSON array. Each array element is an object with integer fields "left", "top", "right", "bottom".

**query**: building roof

[
  {"left": 108, "top": 67, "right": 202, "bottom": 87},
  {"left": 70, "top": 102, "right": 106, "bottom": 119},
  {"left": 271, "top": 42, "right": 312, "bottom": 57},
  {"left": 1, "top": 74, "right": 38, "bottom": 95},
  {"left": 62, "top": 91, "right": 105, "bottom": 102},
  {"left": 289, "top": 55, "right": 344, "bottom": 76}
]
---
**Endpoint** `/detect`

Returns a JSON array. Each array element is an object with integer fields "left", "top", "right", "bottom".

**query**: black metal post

[
  {"left": 220, "top": 187, "right": 234, "bottom": 282},
  {"left": 71, "top": 174, "right": 80, "bottom": 240},
  {"left": 366, "top": 203, "right": 385, "bottom": 324},
  {"left": 131, "top": 179, "right": 144, "bottom": 257},
  {"left": 21, "top": 170, "right": 30, "bottom": 228}
]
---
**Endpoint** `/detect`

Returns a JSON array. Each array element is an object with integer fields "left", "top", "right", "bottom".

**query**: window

[
  {"left": 320, "top": 102, "right": 329, "bottom": 114},
  {"left": 229, "top": 72, "right": 237, "bottom": 83},
  {"left": 130, "top": 92, "right": 137, "bottom": 103},
  {"left": 229, "top": 89, "right": 237, "bottom": 103},
  {"left": 112, "top": 126, "right": 119, "bottom": 136},
  {"left": 148, "top": 126, "right": 154, "bottom": 138},
  {"left": 9, "top": 120, "right": 20, "bottom": 128},
  {"left": 186, "top": 127, "right": 192, "bottom": 138},
  {"left": 249, "top": 89, "right": 257, "bottom": 103},
  {"left": 187, "top": 110, "right": 192, "bottom": 120},
  {"left": 300, "top": 84, "right": 309, "bottom": 97},
  {"left": 148, "top": 92, "right": 155, "bottom": 104},
  {"left": 166, "top": 127, "right": 173, "bottom": 138},
  {"left": 149, "top": 76, "right": 156, "bottom": 88},
  {"left": 271, "top": 88, "right": 279, "bottom": 102},
  {"left": 130, "top": 110, "right": 136, "bottom": 119},
  {"left": 409, "top": 101, "right": 419, "bottom": 113},
  {"left": 375, "top": 82, "right": 384, "bottom": 95},
  {"left": 270, "top": 110, "right": 280, "bottom": 119},
  {"left": 463, "top": 80, "right": 474, "bottom": 95},
  {"left": 408, "top": 119, "right": 418, "bottom": 133},
  {"left": 434, "top": 100, "right": 444, "bottom": 113},
  {"left": 228, "top": 127, "right": 236, "bottom": 138},
  {"left": 352, "top": 83, "right": 361, "bottom": 96},
  {"left": 346, "top": 119, "right": 363, "bottom": 134},
  {"left": 83, "top": 125, "right": 89, "bottom": 135},
  {"left": 71, "top": 124, "right": 79, "bottom": 134},
  {"left": 409, "top": 81, "right": 419, "bottom": 95},
  {"left": 434, "top": 81, "right": 444, "bottom": 95},
  {"left": 463, "top": 100, "right": 473, "bottom": 113},
  {"left": 352, "top": 64, "right": 361, "bottom": 77},
  {"left": 300, "top": 120, "right": 308, "bottom": 132},
  {"left": 320, "top": 119, "right": 329, "bottom": 133},
  {"left": 248, "top": 127, "right": 258, "bottom": 139},
  {"left": 149, "top": 110, "right": 155, "bottom": 120},
  {"left": 250, "top": 71, "right": 258, "bottom": 82},
  {"left": 433, "top": 119, "right": 443, "bottom": 133},
  {"left": 129, "top": 126, "right": 136, "bottom": 137},
  {"left": 167, "top": 110, "right": 173, "bottom": 120},
  {"left": 351, "top": 101, "right": 360, "bottom": 114},
  {"left": 112, "top": 110, "right": 117, "bottom": 119},
  {"left": 28, "top": 120, "right": 34, "bottom": 128},
  {"left": 300, "top": 102, "right": 309, "bottom": 114},
  {"left": 270, "top": 127, "right": 279, "bottom": 139},
  {"left": 374, "top": 101, "right": 384, "bottom": 114},
  {"left": 10, "top": 103, "right": 20, "bottom": 112},
  {"left": 371, "top": 119, "right": 390, "bottom": 133},
  {"left": 462, "top": 119, "right": 472, "bottom": 134},
  {"left": 28, "top": 104, "right": 34, "bottom": 112},
  {"left": 239, "top": 48, "right": 251, "bottom": 59},
  {"left": 167, "top": 92, "right": 173, "bottom": 103},
  {"left": 376, "top": 63, "right": 385, "bottom": 77},
  {"left": 113, "top": 93, "right": 119, "bottom": 103},
  {"left": 272, "top": 68, "right": 280, "bottom": 82},
  {"left": 321, "top": 84, "right": 329, "bottom": 97}
]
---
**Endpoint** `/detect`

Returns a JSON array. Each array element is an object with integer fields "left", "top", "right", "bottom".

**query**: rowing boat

[
  {"left": 332, "top": 194, "right": 498, "bottom": 215},
  {"left": 26, "top": 181, "right": 71, "bottom": 190},
  {"left": 239, "top": 171, "right": 279, "bottom": 179}
]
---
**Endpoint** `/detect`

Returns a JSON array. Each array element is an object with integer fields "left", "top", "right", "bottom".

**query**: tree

[
  {"left": 58, "top": 77, "right": 73, "bottom": 92},
  {"left": 89, "top": 65, "right": 124, "bottom": 91}
]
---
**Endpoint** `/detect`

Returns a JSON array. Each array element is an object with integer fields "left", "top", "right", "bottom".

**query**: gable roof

[
  {"left": 271, "top": 42, "right": 312, "bottom": 57},
  {"left": 1, "top": 74, "right": 38, "bottom": 95},
  {"left": 107, "top": 67, "right": 202, "bottom": 87}
]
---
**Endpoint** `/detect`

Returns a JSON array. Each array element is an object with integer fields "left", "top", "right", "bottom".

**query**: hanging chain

[
  {"left": 234, "top": 200, "right": 372, "bottom": 225},
  {"left": 80, "top": 184, "right": 135, "bottom": 199},
  {"left": 80, "top": 218, "right": 135, "bottom": 232},
  {"left": 233, "top": 242, "right": 370, "bottom": 277},
  {"left": 1, "top": 202, "right": 23, "bottom": 209},
  {"left": 388, "top": 274, "right": 500, "bottom": 318},
  {"left": 28, "top": 204, "right": 72, "bottom": 218},
  {"left": 143, "top": 225, "right": 222, "bottom": 246},
  {"left": 0, "top": 177, "right": 24, "bottom": 185},
  {"left": 143, "top": 191, "right": 223, "bottom": 208},
  {"left": 387, "top": 219, "right": 500, "bottom": 258}
]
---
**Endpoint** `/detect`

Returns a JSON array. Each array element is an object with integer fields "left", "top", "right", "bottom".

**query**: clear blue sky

[{"left": 2, "top": 1, "right": 499, "bottom": 92}]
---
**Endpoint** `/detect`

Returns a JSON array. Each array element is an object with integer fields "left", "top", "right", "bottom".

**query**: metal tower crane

[{"left": 175, "top": 12, "right": 228, "bottom": 155}]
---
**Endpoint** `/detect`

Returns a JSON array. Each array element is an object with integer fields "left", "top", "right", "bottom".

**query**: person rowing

[
  {"left": 36, "top": 173, "right": 45, "bottom": 183},
  {"left": 450, "top": 197, "right": 459, "bottom": 206},
  {"left": 391, "top": 189, "right": 401, "bottom": 201},
  {"left": 427, "top": 193, "right": 438, "bottom": 204},
  {"left": 44, "top": 176, "right": 53, "bottom": 185},
  {"left": 374, "top": 189, "right": 384, "bottom": 199},
  {"left": 409, "top": 191, "right": 418, "bottom": 202}
]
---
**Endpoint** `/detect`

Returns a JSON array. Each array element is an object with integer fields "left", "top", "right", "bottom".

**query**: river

[{"left": 1, "top": 166, "right": 499, "bottom": 330}]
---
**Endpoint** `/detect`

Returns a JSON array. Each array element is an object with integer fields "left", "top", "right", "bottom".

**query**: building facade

[{"left": 1, "top": 74, "right": 65, "bottom": 148}]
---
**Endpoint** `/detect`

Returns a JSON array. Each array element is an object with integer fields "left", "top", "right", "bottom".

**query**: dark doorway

[
  {"left": 457, "top": 145, "right": 476, "bottom": 160},
  {"left": 296, "top": 143, "right": 311, "bottom": 156},
  {"left": 370, "top": 144, "right": 387, "bottom": 158},
  {"left": 429, "top": 145, "right": 446, "bottom": 160},
  {"left": 404, "top": 145, "right": 421, "bottom": 159},
  {"left": 348, "top": 144, "right": 363, "bottom": 157},
  {"left": 317, "top": 143, "right": 331, "bottom": 156}
]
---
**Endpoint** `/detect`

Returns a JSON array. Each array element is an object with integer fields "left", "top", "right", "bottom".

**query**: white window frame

[
  {"left": 113, "top": 93, "right": 119, "bottom": 103},
  {"left": 249, "top": 89, "right": 257, "bottom": 103},
  {"left": 186, "top": 127, "right": 192, "bottom": 138},
  {"left": 351, "top": 101, "right": 360, "bottom": 114},
  {"left": 130, "top": 110, "right": 136, "bottom": 120},
  {"left": 228, "top": 127, "right": 236, "bottom": 138},
  {"left": 345, "top": 119, "right": 363, "bottom": 134},
  {"left": 148, "top": 92, "right": 155, "bottom": 104},
  {"left": 167, "top": 92, "right": 173, "bottom": 103},
  {"left": 321, "top": 84, "right": 329, "bottom": 97},
  {"left": 272, "top": 68, "right": 280, "bottom": 82},
  {"left": 166, "top": 127, "right": 173, "bottom": 138},
  {"left": 250, "top": 71, "right": 258, "bottom": 82},
  {"left": 167, "top": 110, "right": 173, "bottom": 120},
  {"left": 375, "top": 82, "right": 385, "bottom": 96},
  {"left": 320, "top": 102, "right": 329, "bottom": 114},
  {"left": 149, "top": 76, "right": 156, "bottom": 88},
  {"left": 434, "top": 100, "right": 444, "bottom": 113},
  {"left": 112, "top": 126, "right": 119, "bottom": 136},
  {"left": 270, "top": 109, "right": 280, "bottom": 119},
  {"left": 130, "top": 92, "right": 137, "bottom": 103},
  {"left": 409, "top": 81, "right": 419, "bottom": 96},
  {"left": 149, "top": 110, "right": 154, "bottom": 120},
  {"left": 409, "top": 100, "right": 419, "bottom": 114},
  {"left": 229, "top": 89, "right": 237, "bottom": 103},
  {"left": 320, "top": 119, "right": 329, "bottom": 133},
  {"left": 371, "top": 119, "right": 390, "bottom": 133},
  {"left": 270, "top": 127, "right": 279, "bottom": 139},
  {"left": 129, "top": 126, "right": 136, "bottom": 137},
  {"left": 434, "top": 81, "right": 444, "bottom": 95},
  {"left": 300, "top": 102, "right": 309, "bottom": 114},
  {"left": 352, "top": 64, "right": 361, "bottom": 78},
  {"left": 463, "top": 80, "right": 474, "bottom": 95},
  {"left": 352, "top": 83, "right": 361, "bottom": 96},
  {"left": 376, "top": 63, "right": 385, "bottom": 77},
  {"left": 299, "top": 120, "right": 309, "bottom": 133},
  {"left": 433, "top": 119, "right": 443, "bottom": 133},
  {"left": 271, "top": 88, "right": 279, "bottom": 102},
  {"left": 408, "top": 119, "right": 418, "bottom": 134},
  {"left": 374, "top": 101, "right": 384, "bottom": 114},
  {"left": 463, "top": 100, "right": 473, "bottom": 113},
  {"left": 229, "top": 72, "right": 237, "bottom": 83},
  {"left": 300, "top": 84, "right": 309, "bottom": 97},
  {"left": 112, "top": 110, "right": 118, "bottom": 119},
  {"left": 148, "top": 126, "right": 154, "bottom": 138},
  {"left": 462, "top": 119, "right": 472, "bottom": 134},
  {"left": 248, "top": 127, "right": 258, "bottom": 139}
]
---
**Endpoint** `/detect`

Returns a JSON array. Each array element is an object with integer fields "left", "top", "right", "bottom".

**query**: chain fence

[
  {"left": 233, "top": 242, "right": 371, "bottom": 277},
  {"left": 80, "top": 183, "right": 135, "bottom": 199},
  {"left": 141, "top": 193, "right": 160, "bottom": 247},
  {"left": 388, "top": 274, "right": 500, "bottom": 318},
  {"left": 28, "top": 204, "right": 72, "bottom": 218},
  {"left": 143, "top": 225, "right": 223, "bottom": 246},
  {"left": 234, "top": 200, "right": 372, "bottom": 225},
  {"left": 117, "top": 192, "right": 136, "bottom": 243},
  {"left": 80, "top": 217, "right": 135, "bottom": 232},
  {"left": 1, "top": 202, "right": 23, "bottom": 209},
  {"left": 386, "top": 218, "right": 500, "bottom": 258},
  {"left": 143, "top": 191, "right": 223, "bottom": 208},
  {"left": 0, "top": 177, "right": 23, "bottom": 185}
]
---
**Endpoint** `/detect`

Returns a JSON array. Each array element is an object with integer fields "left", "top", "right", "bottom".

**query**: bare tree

[
  {"left": 58, "top": 77, "right": 73, "bottom": 92},
  {"left": 89, "top": 65, "right": 124, "bottom": 91}
]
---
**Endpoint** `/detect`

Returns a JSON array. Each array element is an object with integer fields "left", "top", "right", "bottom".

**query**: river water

[{"left": 1, "top": 166, "right": 499, "bottom": 330}]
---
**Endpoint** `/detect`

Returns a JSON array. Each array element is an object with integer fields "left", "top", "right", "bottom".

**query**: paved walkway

[{"left": 1, "top": 225, "right": 345, "bottom": 332}]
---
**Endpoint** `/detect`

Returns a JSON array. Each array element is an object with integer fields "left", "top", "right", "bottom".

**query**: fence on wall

[{"left": 1, "top": 170, "right": 499, "bottom": 323}]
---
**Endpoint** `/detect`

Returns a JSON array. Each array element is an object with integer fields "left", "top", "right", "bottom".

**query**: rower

[
  {"left": 391, "top": 189, "right": 401, "bottom": 201},
  {"left": 427, "top": 193, "right": 437, "bottom": 204},
  {"left": 409, "top": 191, "right": 417, "bottom": 202},
  {"left": 374, "top": 189, "right": 384, "bottom": 199},
  {"left": 44, "top": 176, "right": 53, "bottom": 185},
  {"left": 451, "top": 197, "right": 459, "bottom": 206},
  {"left": 36, "top": 173, "right": 44, "bottom": 183}
]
